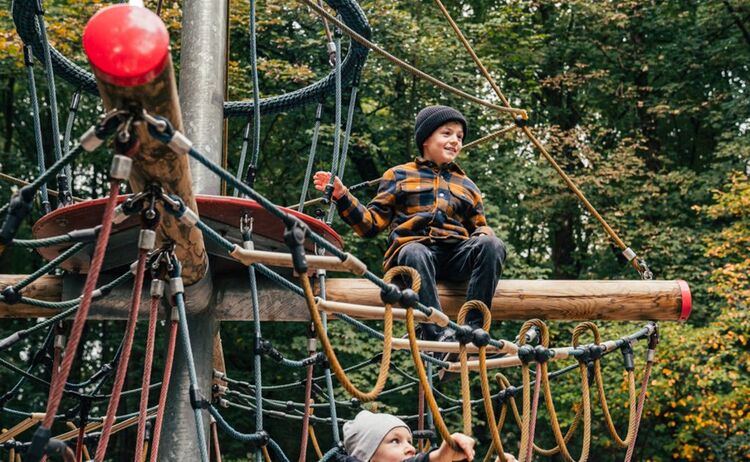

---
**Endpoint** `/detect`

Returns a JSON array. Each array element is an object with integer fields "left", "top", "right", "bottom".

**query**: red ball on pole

[{"left": 83, "top": 4, "right": 170, "bottom": 87}]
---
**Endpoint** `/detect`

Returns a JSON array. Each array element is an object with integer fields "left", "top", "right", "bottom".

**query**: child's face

[
  {"left": 422, "top": 121, "right": 464, "bottom": 166},
  {"left": 370, "top": 427, "right": 415, "bottom": 462}
]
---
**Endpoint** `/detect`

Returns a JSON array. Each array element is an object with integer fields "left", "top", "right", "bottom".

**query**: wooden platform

[{"left": 31, "top": 195, "right": 343, "bottom": 273}]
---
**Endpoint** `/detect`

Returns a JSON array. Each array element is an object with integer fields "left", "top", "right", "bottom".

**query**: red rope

[
  {"left": 149, "top": 319, "right": 179, "bottom": 462},
  {"left": 298, "top": 353, "right": 316, "bottom": 462},
  {"left": 211, "top": 421, "right": 223, "bottom": 462},
  {"left": 75, "top": 423, "right": 87, "bottom": 462},
  {"left": 418, "top": 385, "right": 425, "bottom": 451},
  {"left": 525, "top": 363, "right": 542, "bottom": 462},
  {"left": 133, "top": 295, "right": 162, "bottom": 462},
  {"left": 623, "top": 361, "right": 654, "bottom": 462},
  {"left": 93, "top": 248, "right": 149, "bottom": 461},
  {"left": 41, "top": 181, "right": 120, "bottom": 430}
]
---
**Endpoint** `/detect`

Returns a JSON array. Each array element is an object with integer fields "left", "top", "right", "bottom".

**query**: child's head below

[
  {"left": 415, "top": 106, "right": 467, "bottom": 166},
  {"left": 343, "top": 410, "right": 415, "bottom": 462}
]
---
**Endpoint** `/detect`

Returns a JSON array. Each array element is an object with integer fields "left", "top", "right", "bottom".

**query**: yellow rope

[
  {"left": 431, "top": 0, "right": 646, "bottom": 276},
  {"left": 516, "top": 320, "right": 548, "bottom": 462},
  {"left": 297, "top": 0, "right": 526, "bottom": 116},
  {"left": 456, "top": 301, "right": 492, "bottom": 437},
  {"left": 396, "top": 266, "right": 459, "bottom": 451},
  {"left": 406, "top": 307, "right": 457, "bottom": 451},
  {"left": 300, "top": 267, "right": 396, "bottom": 401},
  {"left": 0, "top": 172, "right": 84, "bottom": 202},
  {"left": 593, "top": 352, "right": 639, "bottom": 447},
  {"left": 462, "top": 124, "right": 518, "bottom": 151},
  {"left": 308, "top": 423, "right": 323, "bottom": 460},
  {"left": 141, "top": 441, "right": 150, "bottom": 462},
  {"left": 0, "top": 416, "right": 40, "bottom": 443},
  {"left": 262, "top": 445, "right": 272, "bottom": 462},
  {"left": 532, "top": 322, "right": 596, "bottom": 462}
]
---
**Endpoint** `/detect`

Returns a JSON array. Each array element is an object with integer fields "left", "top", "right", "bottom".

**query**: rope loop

[
  {"left": 572, "top": 322, "right": 601, "bottom": 347},
  {"left": 383, "top": 266, "right": 421, "bottom": 293},
  {"left": 300, "top": 276, "right": 392, "bottom": 402},
  {"left": 456, "top": 300, "right": 491, "bottom": 331},
  {"left": 519, "top": 319, "right": 549, "bottom": 347}
]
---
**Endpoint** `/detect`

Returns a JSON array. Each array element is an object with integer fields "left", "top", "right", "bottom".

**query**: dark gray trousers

[{"left": 395, "top": 235, "right": 506, "bottom": 340}]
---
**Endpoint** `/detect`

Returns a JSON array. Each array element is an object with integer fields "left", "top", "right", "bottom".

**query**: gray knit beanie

[
  {"left": 414, "top": 105, "right": 467, "bottom": 154},
  {"left": 343, "top": 411, "right": 411, "bottom": 462}
]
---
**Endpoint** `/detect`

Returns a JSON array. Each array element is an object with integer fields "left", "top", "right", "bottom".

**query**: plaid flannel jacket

[{"left": 335, "top": 157, "right": 494, "bottom": 269}]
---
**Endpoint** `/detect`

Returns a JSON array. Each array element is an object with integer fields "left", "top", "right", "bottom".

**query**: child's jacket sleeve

[{"left": 335, "top": 168, "right": 397, "bottom": 238}]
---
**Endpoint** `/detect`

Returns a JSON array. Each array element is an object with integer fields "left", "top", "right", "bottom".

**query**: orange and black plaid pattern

[{"left": 335, "top": 157, "right": 494, "bottom": 269}]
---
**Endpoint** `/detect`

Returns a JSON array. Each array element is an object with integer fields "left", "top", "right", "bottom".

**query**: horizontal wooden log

[
  {"left": 0, "top": 275, "right": 691, "bottom": 322},
  {"left": 325, "top": 278, "right": 692, "bottom": 322},
  {"left": 0, "top": 274, "right": 62, "bottom": 318}
]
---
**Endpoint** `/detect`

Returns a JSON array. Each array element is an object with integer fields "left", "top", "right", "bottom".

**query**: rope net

[{"left": 0, "top": 1, "right": 669, "bottom": 461}]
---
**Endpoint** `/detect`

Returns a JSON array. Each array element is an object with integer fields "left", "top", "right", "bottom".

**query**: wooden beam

[
  {"left": 0, "top": 274, "right": 62, "bottom": 318},
  {"left": 325, "top": 278, "right": 692, "bottom": 322},
  {"left": 1, "top": 274, "right": 691, "bottom": 321}
]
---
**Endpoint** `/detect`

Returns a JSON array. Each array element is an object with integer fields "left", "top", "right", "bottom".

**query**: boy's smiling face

[{"left": 421, "top": 121, "right": 464, "bottom": 166}]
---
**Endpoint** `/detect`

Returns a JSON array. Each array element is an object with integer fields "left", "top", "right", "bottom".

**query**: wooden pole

[
  {"left": 1, "top": 275, "right": 692, "bottom": 322},
  {"left": 324, "top": 278, "right": 692, "bottom": 322},
  {"left": 83, "top": 4, "right": 207, "bottom": 286}
]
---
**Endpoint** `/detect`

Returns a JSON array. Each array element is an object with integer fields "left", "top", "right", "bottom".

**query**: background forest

[{"left": 1, "top": 0, "right": 749, "bottom": 461}]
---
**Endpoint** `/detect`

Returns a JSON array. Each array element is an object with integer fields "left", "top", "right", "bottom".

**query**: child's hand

[
  {"left": 431, "top": 433, "right": 476, "bottom": 462},
  {"left": 313, "top": 171, "right": 346, "bottom": 200}
]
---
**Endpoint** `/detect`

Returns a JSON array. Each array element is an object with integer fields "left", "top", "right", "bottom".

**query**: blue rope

[
  {"left": 61, "top": 90, "right": 81, "bottom": 197},
  {"left": 318, "top": 273, "right": 341, "bottom": 443},
  {"left": 35, "top": 12, "right": 64, "bottom": 167},
  {"left": 174, "top": 286, "right": 210, "bottom": 462},
  {"left": 208, "top": 405, "right": 266, "bottom": 444},
  {"left": 298, "top": 103, "right": 325, "bottom": 213},
  {"left": 326, "top": 83, "right": 358, "bottom": 223},
  {"left": 25, "top": 45, "right": 50, "bottom": 213}
]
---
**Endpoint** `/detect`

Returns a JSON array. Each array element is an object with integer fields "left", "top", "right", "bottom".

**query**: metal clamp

[
  {"left": 168, "top": 131, "right": 193, "bottom": 155},
  {"left": 138, "top": 229, "right": 157, "bottom": 251},
  {"left": 110, "top": 155, "right": 133, "bottom": 181},
  {"left": 150, "top": 279, "right": 166, "bottom": 298}
]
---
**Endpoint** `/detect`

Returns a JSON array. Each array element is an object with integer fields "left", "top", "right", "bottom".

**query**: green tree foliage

[{"left": 1, "top": 0, "right": 749, "bottom": 460}]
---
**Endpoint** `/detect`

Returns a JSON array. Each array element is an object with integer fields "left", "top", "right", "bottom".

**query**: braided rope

[
  {"left": 299, "top": 267, "right": 394, "bottom": 402},
  {"left": 516, "top": 320, "right": 547, "bottom": 462},
  {"left": 93, "top": 249, "right": 149, "bottom": 462},
  {"left": 12, "top": 0, "right": 370, "bottom": 118},
  {"left": 456, "top": 301, "right": 492, "bottom": 437},
  {"left": 134, "top": 294, "right": 163, "bottom": 462},
  {"left": 398, "top": 266, "right": 459, "bottom": 451},
  {"left": 39, "top": 180, "right": 119, "bottom": 434},
  {"left": 148, "top": 318, "right": 179, "bottom": 462},
  {"left": 432, "top": 0, "right": 647, "bottom": 277}
]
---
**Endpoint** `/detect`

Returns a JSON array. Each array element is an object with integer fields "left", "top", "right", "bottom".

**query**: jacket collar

[{"left": 415, "top": 157, "right": 465, "bottom": 175}]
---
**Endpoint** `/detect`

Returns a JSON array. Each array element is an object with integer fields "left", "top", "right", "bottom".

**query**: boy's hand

[
  {"left": 313, "top": 171, "right": 346, "bottom": 200},
  {"left": 431, "top": 433, "right": 476, "bottom": 462}
]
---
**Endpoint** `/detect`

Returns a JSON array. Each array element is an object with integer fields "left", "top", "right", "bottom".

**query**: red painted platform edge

[
  {"left": 33, "top": 195, "right": 344, "bottom": 249},
  {"left": 677, "top": 280, "right": 692, "bottom": 321},
  {"left": 194, "top": 195, "right": 344, "bottom": 248}
]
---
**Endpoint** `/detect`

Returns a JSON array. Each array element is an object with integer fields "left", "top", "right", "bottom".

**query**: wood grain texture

[
  {"left": 0, "top": 274, "right": 62, "bottom": 318},
  {"left": 0, "top": 275, "right": 689, "bottom": 321},
  {"left": 96, "top": 56, "right": 207, "bottom": 285},
  {"left": 324, "top": 278, "right": 690, "bottom": 321}
]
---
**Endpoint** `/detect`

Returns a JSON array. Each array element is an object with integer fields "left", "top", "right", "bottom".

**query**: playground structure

[{"left": 0, "top": 1, "right": 691, "bottom": 461}]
